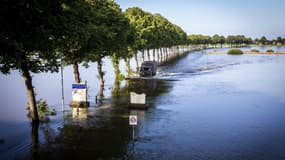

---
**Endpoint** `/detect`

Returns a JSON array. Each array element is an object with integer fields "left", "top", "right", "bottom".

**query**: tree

[
  {"left": 82, "top": 0, "right": 134, "bottom": 91},
  {"left": 226, "top": 35, "right": 252, "bottom": 47},
  {"left": 55, "top": 0, "right": 95, "bottom": 83},
  {"left": 259, "top": 36, "right": 268, "bottom": 45},
  {"left": 188, "top": 34, "right": 211, "bottom": 47},
  {"left": 276, "top": 36, "right": 283, "bottom": 45},
  {"left": 125, "top": 7, "right": 188, "bottom": 63},
  {"left": 0, "top": 0, "right": 61, "bottom": 123}
]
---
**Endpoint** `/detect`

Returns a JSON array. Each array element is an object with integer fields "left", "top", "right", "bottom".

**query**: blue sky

[{"left": 115, "top": 0, "right": 285, "bottom": 39}]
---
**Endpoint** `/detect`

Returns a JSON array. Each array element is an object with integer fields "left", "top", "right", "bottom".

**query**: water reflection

[
  {"left": 130, "top": 109, "right": 146, "bottom": 122},
  {"left": 30, "top": 122, "right": 39, "bottom": 160},
  {"left": 72, "top": 108, "right": 88, "bottom": 128},
  {"left": 27, "top": 75, "right": 173, "bottom": 159},
  {"left": 2, "top": 46, "right": 285, "bottom": 159}
]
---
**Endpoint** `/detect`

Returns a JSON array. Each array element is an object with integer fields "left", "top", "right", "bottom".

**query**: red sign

[{"left": 129, "top": 115, "right": 137, "bottom": 125}]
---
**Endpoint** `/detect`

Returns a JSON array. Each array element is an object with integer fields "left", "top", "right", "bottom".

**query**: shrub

[
  {"left": 266, "top": 49, "right": 274, "bottom": 53},
  {"left": 227, "top": 48, "right": 243, "bottom": 55},
  {"left": 26, "top": 98, "right": 57, "bottom": 122},
  {"left": 250, "top": 49, "right": 260, "bottom": 53}
]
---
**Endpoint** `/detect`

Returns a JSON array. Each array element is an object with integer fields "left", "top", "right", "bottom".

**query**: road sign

[
  {"left": 72, "top": 82, "right": 87, "bottom": 102},
  {"left": 129, "top": 115, "right": 137, "bottom": 125},
  {"left": 130, "top": 92, "right": 146, "bottom": 104}
]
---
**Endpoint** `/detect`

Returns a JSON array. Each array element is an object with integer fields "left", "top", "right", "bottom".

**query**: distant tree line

[
  {"left": 254, "top": 36, "right": 285, "bottom": 45},
  {"left": 187, "top": 34, "right": 285, "bottom": 47},
  {"left": 188, "top": 34, "right": 252, "bottom": 48}
]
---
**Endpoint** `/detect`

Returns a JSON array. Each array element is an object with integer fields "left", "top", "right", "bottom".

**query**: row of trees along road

[
  {"left": 188, "top": 34, "right": 253, "bottom": 48},
  {"left": 0, "top": 1, "right": 188, "bottom": 123},
  {"left": 254, "top": 36, "right": 285, "bottom": 45},
  {"left": 188, "top": 34, "right": 285, "bottom": 47}
]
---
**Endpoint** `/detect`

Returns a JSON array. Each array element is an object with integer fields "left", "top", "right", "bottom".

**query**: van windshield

[{"left": 141, "top": 67, "right": 151, "bottom": 71}]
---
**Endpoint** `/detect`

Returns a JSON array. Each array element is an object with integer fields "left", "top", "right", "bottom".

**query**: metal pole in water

[
  {"left": 61, "top": 59, "right": 65, "bottom": 112},
  {"left": 132, "top": 125, "right": 135, "bottom": 140}
]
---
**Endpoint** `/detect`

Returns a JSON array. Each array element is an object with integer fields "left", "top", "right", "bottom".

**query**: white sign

[
  {"left": 129, "top": 115, "right": 137, "bottom": 125},
  {"left": 130, "top": 92, "right": 146, "bottom": 104},
  {"left": 72, "top": 82, "right": 87, "bottom": 102}
]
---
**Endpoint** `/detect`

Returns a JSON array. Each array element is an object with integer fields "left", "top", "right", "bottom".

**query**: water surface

[{"left": 1, "top": 46, "right": 285, "bottom": 159}]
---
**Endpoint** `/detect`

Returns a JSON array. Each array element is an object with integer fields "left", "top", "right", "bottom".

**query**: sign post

[
  {"left": 129, "top": 115, "right": 137, "bottom": 140},
  {"left": 129, "top": 92, "right": 147, "bottom": 109},
  {"left": 70, "top": 81, "right": 89, "bottom": 108},
  {"left": 61, "top": 59, "right": 64, "bottom": 112}
]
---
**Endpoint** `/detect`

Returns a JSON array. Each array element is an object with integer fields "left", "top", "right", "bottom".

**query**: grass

[
  {"left": 266, "top": 49, "right": 274, "bottom": 53},
  {"left": 250, "top": 49, "right": 260, "bottom": 53},
  {"left": 227, "top": 48, "right": 244, "bottom": 55}
]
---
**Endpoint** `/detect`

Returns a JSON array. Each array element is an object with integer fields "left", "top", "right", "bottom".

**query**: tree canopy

[{"left": 124, "top": 7, "right": 188, "bottom": 51}]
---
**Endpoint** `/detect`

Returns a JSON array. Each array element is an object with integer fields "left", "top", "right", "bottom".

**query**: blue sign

[{"left": 72, "top": 84, "right": 86, "bottom": 89}]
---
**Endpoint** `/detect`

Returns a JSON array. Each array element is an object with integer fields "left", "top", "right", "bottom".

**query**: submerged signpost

[
  {"left": 129, "top": 92, "right": 147, "bottom": 109},
  {"left": 129, "top": 115, "right": 137, "bottom": 140},
  {"left": 70, "top": 81, "right": 89, "bottom": 108}
]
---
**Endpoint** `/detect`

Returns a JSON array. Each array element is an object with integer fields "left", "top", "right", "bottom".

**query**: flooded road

[{"left": 1, "top": 46, "right": 285, "bottom": 159}]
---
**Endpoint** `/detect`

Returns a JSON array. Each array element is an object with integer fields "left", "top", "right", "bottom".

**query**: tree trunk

[
  {"left": 21, "top": 59, "right": 39, "bottom": 124},
  {"left": 98, "top": 85, "right": 104, "bottom": 101},
  {"left": 142, "top": 50, "right": 145, "bottom": 62},
  {"left": 73, "top": 62, "right": 81, "bottom": 83},
  {"left": 157, "top": 49, "right": 160, "bottom": 63},
  {"left": 111, "top": 56, "right": 120, "bottom": 77},
  {"left": 112, "top": 58, "right": 120, "bottom": 96},
  {"left": 166, "top": 48, "right": 169, "bottom": 61},
  {"left": 152, "top": 49, "right": 155, "bottom": 61},
  {"left": 112, "top": 76, "right": 120, "bottom": 96},
  {"left": 125, "top": 57, "right": 131, "bottom": 75},
  {"left": 160, "top": 48, "right": 163, "bottom": 63},
  {"left": 163, "top": 48, "right": 166, "bottom": 61},
  {"left": 134, "top": 52, "right": 139, "bottom": 72},
  {"left": 97, "top": 58, "right": 104, "bottom": 88},
  {"left": 147, "top": 49, "right": 150, "bottom": 60}
]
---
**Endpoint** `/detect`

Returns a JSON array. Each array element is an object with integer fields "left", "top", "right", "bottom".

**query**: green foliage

[
  {"left": 266, "top": 49, "right": 274, "bottom": 53},
  {"left": 188, "top": 34, "right": 285, "bottom": 47},
  {"left": 27, "top": 99, "right": 56, "bottom": 122},
  {"left": 125, "top": 7, "right": 187, "bottom": 51},
  {"left": 188, "top": 34, "right": 212, "bottom": 45},
  {"left": 212, "top": 34, "right": 225, "bottom": 46},
  {"left": 226, "top": 35, "right": 252, "bottom": 47},
  {"left": 0, "top": 0, "right": 61, "bottom": 74},
  {"left": 82, "top": 0, "right": 134, "bottom": 63},
  {"left": 250, "top": 49, "right": 260, "bottom": 53},
  {"left": 227, "top": 49, "right": 244, "bottom": 55},
  {"left": 118, "top": 73, "right": 125, "bottom": 81},
  {"left": 257, "top": 36, "right": 268, "bottom": 45},
  {"left": 254, "top": 36, "right": 285, "bottom": 45},
  {"left": 188, "top": 34, "right": 284, "bottom": 47},
  {"left": 187, "top": 34, "right": 252, "bottom": 47},
  {"left": 55, "top": 0, "right": 96, "bottom": 65}
]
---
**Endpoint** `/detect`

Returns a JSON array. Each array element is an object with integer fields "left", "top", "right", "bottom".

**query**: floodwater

[{"left": 1, "top": 46, "right": 285, "bottom": 159}]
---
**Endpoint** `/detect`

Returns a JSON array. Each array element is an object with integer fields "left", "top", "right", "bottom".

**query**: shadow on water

[
  {"left": 22, "top": 77, "right": 173, "bottom": 159},
  {"left": 30, "top": 122, "right": 39, "bottom": 160}
]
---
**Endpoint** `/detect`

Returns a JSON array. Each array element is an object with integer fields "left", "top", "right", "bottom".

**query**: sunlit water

[{"left": 1, "top": 46, "right": 285, "bottom": 159}]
